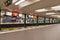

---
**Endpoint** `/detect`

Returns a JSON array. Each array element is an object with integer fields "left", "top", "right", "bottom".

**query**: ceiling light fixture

[
  {"left": 46, "top": 12, "right": 56, "bottom": 15},
  {"left": 57, "top": 16, "right": 60, "bottom": 18},
  {"left": 15, "top": 0, "right": 25, "bottom": 5},
  {"left": 51, "top": 15, "right": 60, "bottom": 18},
  {"left": 19, "top": 0, "right": 40, "bottom": 8},
  {"left": 51, "top": 15, "right": 58, "bottom": 17},
  {"left": 12, "top": 0, "right": 18, "bottom": 3},
  {"left": 51, "top": 5, "right": 60, "bottom": 11},
  {"left": 35, "top": 9, "right": 48, "bottom": 12}
]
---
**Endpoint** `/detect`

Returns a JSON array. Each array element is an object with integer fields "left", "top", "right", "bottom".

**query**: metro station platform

[
  {"left": 0, "top": 24, "right": 60, "bottom": 40},
  {"left": 0, "top": 0, "right": 60, "bottom": 40}
]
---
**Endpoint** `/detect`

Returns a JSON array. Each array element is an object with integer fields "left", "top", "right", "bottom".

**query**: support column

[
  {"left": 24, "top": 14, "right": 26, "bottom": 28},
  {"left": 52, "top": 18, "right": 54, "bottom": 23},
  {"left": 0, "top": 7, "right": 1, "bottom": 30},
  {"left": 36, "top": 16, "right": 39, "bottom": 26},
  {"left": 49, "top": 18, "right": 50, "bottom": 23},
  {"left": 44, "top": 17, "right": 46, "bottom": 24}
]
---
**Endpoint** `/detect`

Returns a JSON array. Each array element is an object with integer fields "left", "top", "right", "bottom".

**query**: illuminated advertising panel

[
  {"left": 6, "top": 12, "right": 12, "bottom": 16},
  {"left": 50, "top": 18, "right": 52, "bottom": 23},
  {"left": 38, "top": 17, "right": 44, "bottom": 23},
  {"left": 19, "top": 14, "right": 24, "bottom": 18},
  {"left": 45, "top": 18, "right": 49, "bottom": 23},
  {"left": 26, "top": 15, "right": 37, "bottom": 24}
]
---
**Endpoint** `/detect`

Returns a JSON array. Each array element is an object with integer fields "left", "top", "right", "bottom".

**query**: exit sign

[{"left": 4, "top": 0, "right": 12, "bottom": 6}]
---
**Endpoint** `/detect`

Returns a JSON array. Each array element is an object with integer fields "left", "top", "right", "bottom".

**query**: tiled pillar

[
  {"left": 0, "top": 8, "right": 1, "bottom": 30},
  {"left": 24, "top": 14, "right": 26, "bottom": 28},
  {"left": 49, "top": 18, "right": 50, "bottom": 23},
  {"left": 44, "top": 17, "right": 46, "bottom": 24},
  {"left": 36, "top": 16, "right": 39, "bottom": 26}
]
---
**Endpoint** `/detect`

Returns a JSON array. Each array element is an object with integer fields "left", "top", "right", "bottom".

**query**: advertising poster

[
  {"left": 45, "top": 18, "right": 49, "bottom": 23},
  {"left": 38, "top": 17, "right": 44, "bottom": 23}
]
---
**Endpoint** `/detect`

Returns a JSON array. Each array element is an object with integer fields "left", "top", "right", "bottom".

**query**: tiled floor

[{"left": 0, "top": 24, "right": 60, "bottom": 40}]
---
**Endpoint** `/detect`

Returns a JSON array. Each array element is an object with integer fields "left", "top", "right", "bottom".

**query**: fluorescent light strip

[
  {"left": 12, "top": 0, "right": 18, "bottom": 3},
  {"left": 46, "top": 12, "right": 56, "bottom": 15},
  {"left": 51, "top": 15, "right": 60, "bottom": 18},
  {"left": 51, "top": 5, "right": 60, "bottom": 11},
  {"left": 51, "top": 15, "right": 57, "bottom": 17},
  {"left": 15, "top": 0, "right": 25, "bottom": 5},
  {"left": 56, "top": 15, "right": 60, "bottom": 18},
  {"left": 35, "top": 9, "right": 48, "bottom": 12},
  {"left": 19, "top": 0, "right": 40, "bottom": 8}
]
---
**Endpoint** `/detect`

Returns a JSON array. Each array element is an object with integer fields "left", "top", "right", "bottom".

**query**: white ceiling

[
  {"left": 21, "top": 0, "right": 60, "bottom": 19},
  {"left": 0, "top": 0, "right": 60, "bottom": 19}
]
